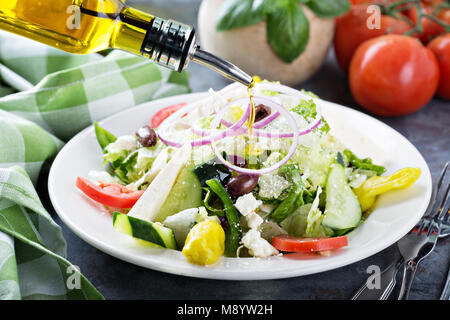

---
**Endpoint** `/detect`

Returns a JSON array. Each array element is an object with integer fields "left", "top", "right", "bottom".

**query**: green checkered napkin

[{"left": 0, "top": 31, "right": 191, "bottom": 300}]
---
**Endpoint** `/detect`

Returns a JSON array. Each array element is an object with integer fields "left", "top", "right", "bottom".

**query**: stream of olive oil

[{"left": 247, "top": 80, "right": 256, "bottom": 137}]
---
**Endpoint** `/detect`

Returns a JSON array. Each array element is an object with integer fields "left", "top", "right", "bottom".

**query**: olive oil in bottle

[{"left": 0, "top": 0, "right": 253, "bottom": 85}]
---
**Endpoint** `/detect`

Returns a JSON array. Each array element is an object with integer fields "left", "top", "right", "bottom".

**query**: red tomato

[
  {"left": 75, "top": 177, "right": 144, "bottom": 208},
  {"left": 272, "top": 235, "right": 348, "bottom": 253},
  {"left": 409, "top": 1, "right": 450, "bottom": 44},
  {"left": 334, "top": 4, "right": 412, "bottom": 72},
  {"left": 349, "top": 0, "right": 397, "bottom": 4},
  {"left": 428, "top": 33, "right": 450, "bottom": 99},
  {"left": 150, "top": 102, "right": 187, "bottom": 128},
  {"left": 349, "top": 35, "right": 439, "bottom": 116},
  {"left": 348, "top": 0, "right": 410, "bottom": 12}
]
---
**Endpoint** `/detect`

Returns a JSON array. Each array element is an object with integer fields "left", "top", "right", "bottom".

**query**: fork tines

[{"left": 417, "top": 161, "right": 450, "bottom": 236}]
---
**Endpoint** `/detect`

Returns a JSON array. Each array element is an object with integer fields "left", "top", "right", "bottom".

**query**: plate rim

[{"left": 48, "top": 92, "right": 432, "bottom": 280}]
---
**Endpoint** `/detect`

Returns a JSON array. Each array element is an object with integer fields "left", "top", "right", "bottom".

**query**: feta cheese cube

[
  {"left": 241, "top": 229, "right": 278, "bottom": 258},
  {"left": 106, "top": 135, "right": 137, "bottom": 153},
  {"left": 235, "top": 193, "right": 262, "bottom": 217},
  {"left": 246, "top": 212, "right": 264, "bottom": 230}
]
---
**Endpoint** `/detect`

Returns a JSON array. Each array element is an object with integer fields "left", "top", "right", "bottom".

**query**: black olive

[
  {"left": 226, "top": 174, "right": 259, "bottom": 198},
  {"left": 219, "top": 216, "right": 229, "bottom": 231},
  {"left": 254, "top": 104, "right": 271, "bottom": 122},
  {"left": 136, "top": 125, "right": 157, "bottom": 147}
]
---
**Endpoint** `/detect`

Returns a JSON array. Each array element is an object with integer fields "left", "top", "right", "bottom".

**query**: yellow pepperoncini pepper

[
  {"left": 354, "top": 167, "right": 421, "bottom": 212},
  {"left": 182, "top": 220, "right": 225, "bottom": 265}
]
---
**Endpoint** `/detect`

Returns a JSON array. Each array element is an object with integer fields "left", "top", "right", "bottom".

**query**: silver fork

[
  {"left": 351, "top": 162, "right": 450, "bottom": 300},
  {"left": 397, "top": 162, "right": 450, "bottom": 300},
  {"left": 440, "top": 262, "right": 450, "bottom": 300},
  {"left": 440, "top": 212, "right": 450, "bottom": 238}
]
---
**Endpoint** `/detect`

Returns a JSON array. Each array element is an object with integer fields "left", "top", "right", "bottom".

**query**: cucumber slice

[
  {"left": 128, "top": 142, "right": 192, "bottom": 223},
  {"left": 155, "top": 166, "right": 203, "bottom": 223},
  {"left": 322, "top": 162, "right": 362, "bottom": 230},
  {"left": 113, "top": 212, "right": 177, "bottom": 249}
]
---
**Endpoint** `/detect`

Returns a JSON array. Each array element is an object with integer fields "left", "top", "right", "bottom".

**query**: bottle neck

[
  {"left": 0, "top": 0, "right": 252, "bottom": 85},
  {"left": 109, "top": 6, "right": 196, "bottom": 73},
  {"left": 98, "top": 5, "right": 252, "bottom": 85},
  {"left": 140, "top": 17, "right": 196, "bottom": 73}
]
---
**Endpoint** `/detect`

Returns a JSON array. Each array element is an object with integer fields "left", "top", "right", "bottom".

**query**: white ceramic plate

[{"left": 48, "top": 92, "right": 432, "bottom": 280}]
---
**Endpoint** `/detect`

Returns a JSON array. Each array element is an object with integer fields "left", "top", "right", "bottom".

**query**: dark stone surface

[{"left": 39, "top": 0, "right": 450, "bottom": 300}]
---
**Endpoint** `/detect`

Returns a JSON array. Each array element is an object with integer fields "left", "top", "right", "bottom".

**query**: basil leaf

[
  {"left": 216, "top": 0, "right": 278, "bottom": 31},
  {"left": 305, "top": 0, "right": 351, "bottom": 18},
  {"left": 266, "top": 3, "right": 309, "bottom": 63}
]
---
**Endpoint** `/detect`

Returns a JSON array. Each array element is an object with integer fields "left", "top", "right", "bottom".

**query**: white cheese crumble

[
  {"left": 235, "top": 194, "right": 278, "bottom": 258},
  {"left": 241, "top": 229, "right": 279, "bottom": 258},
  {"left": 246, "top": 212, "right": 264, "bottom": 230},
  {"left": 106, "top": 135, "right": 137, "bottom": 154},
  {"left": 235, "top": 193, "right": 262, "bottom": 217}
]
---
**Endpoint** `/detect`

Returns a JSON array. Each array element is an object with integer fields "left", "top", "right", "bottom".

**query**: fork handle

[
  {"left": 351, "top": 258, "right": 403, "bottom": 300},
  {"left": 440, "top": 264, "right": 450, "bottom": 300},
  {"left": 398, "top": 259, "right": 418, "bottom": 300}
]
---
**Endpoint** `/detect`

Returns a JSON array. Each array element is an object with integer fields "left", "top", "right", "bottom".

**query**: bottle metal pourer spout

[
  {"left": 191, "top": 46, "right": 254, "bottom": 87},
  {"left": 141, "top": 17, "right": 253, "bottom": 87}
]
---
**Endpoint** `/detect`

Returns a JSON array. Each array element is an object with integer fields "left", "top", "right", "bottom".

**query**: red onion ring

[
  {"left": 158, "top": 82, "right": 323, "bottom": 150},
  {"left": 209, "top": 98, "right": 300, "bottom": 176},
  {"left": 159, "top": 126, "right": 246, "bottom": 148},
  {"left": 190, "top": 103, "right": 251, "bottom": 138},
  {"left": 158, "top": 101, "right": 251, "bottom": 148},
  {"left": 254, "top": 111, "right": 280, "bottom": 129},
  {"left": 157, "top": 99, "right": 212, "bottom": 148},
  {"left": 219, "top": 97, "right": 281, "bottom": 129},
  {"left": 217, "top": 95, "right": 322, "bottom": 139}
]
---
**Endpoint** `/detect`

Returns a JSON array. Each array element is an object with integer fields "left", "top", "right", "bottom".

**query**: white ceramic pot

[{"left": 198, "top": 0, "right": 335, "bottom": 86}]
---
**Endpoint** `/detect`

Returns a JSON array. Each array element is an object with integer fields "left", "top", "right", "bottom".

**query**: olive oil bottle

[{"left": 0, "top": 0, "right": 253, "bottom": 85}]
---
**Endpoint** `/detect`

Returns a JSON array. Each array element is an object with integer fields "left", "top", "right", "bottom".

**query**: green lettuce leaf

[
  {"left": 291, "top": 99, "right": 330, "bottom": 136},
  {"left": 305, "top": 186, "right": 333, "bottom": 237}
]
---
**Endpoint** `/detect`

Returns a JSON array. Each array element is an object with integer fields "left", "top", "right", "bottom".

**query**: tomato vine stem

[{"left": 370, "top": 0, "right": 450, "bottom": 35}]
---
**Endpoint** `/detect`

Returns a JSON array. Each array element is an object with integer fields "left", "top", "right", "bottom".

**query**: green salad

[{"left": 76, "top": 81, "right": 421, "bottom": 266}]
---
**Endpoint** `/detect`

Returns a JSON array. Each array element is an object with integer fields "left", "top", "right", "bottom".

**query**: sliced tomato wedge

[
  {"left": 150, "top": 102, "right": 187, "bottom": 128},
  {"left": 75, "top": 177, "right": 144, "bottom": 209},
  {"left": 272, "top": 235, "right": 348, "bottom": 253}
]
